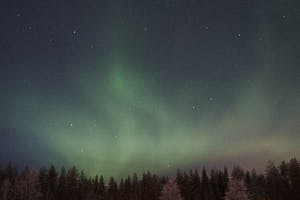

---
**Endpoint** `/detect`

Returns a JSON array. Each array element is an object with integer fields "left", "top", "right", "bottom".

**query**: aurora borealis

[{"left": 0, "top": 0, "right": 300, "bottom": 178}]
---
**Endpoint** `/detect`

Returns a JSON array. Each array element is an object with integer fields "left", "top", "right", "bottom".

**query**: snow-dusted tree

[
  {"left": 225, "top": 178, "right": 249, "bottom": 200},
  {"left": 159, "top": 178, "right": 183, "bottom": 200}
]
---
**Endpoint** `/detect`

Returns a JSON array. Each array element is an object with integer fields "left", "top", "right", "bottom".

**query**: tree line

[{"left": 0, "top": 158, "right": 299, "bottom": 200}]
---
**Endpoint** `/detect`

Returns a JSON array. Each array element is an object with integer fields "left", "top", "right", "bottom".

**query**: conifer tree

[
  {"left": 107, "top": 176, "right": 118, "bottom": 200},
  {"left": 66, "top": 166, "right": 79, "bottom": 200},
  {"left": 57, "top": 167, "right": 67, "bottom": 200},
  {"left": 201, "top": 168, "right": 210, "bottom": 200},
  {"left": 210, "top": 169, "right": 222, "bottom": 200},
  {"left": 265, "top": 161, "right": 281, "bottom": 200},
  {"left": 132, "top": 173, "right": 139, "bottom": 200},
  {"left": 123, "top": 176, "right": 132, "bottom": 200},
  {"left": 189, "top": 169, "right": 201, "bottom": 200},
  {"left": 98, "top": 175, "right": 106, "bottom": 200},
  {"left": 47, "top": 165, "right": 58, "bottom": 199},
  {"left": 288, "top": 158, "right": 300, "bottom": 200},
  {"left": 38, "top": 166, "right": 48, "bottom": 198}
]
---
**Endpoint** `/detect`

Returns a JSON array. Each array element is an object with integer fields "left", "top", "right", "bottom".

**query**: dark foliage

[{"left": 0, "top": 158, "right": 299, "bottom": 200}]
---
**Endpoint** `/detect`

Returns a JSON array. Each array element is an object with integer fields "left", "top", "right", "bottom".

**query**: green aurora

[{"left": 0, "top": 0, "right": 299, "bottom": 179}]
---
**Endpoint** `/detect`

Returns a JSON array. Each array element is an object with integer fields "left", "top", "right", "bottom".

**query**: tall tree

[
  {"left": 132, "top": 173, "right": 139, "bottom": 200},
  {"left": 265, "top": 161, "right": 282, "bottom": 200},
  {"left": 38, "top": 166, "right": 48, "bottom": 198},
  {"left": 189, "top": 169, "right": 201, "bottom": 200},
  {"left": 47, "top": 165, "right": 58, "bottom": 200},
  {"left": 57, "top": 167, "right": 67, "bottom": 200},
  {"left": 288, "top": 158, "right": 300, "bottom": 200},
  {"left": 123, "top": 176, "right": 132, "bottom": 200},
  {"left": 107, "top": 176, "right": 118, "bottom": 200},
  {"left": 66, "top": 166, "right": 79, "bottom": 200},
  {"left": 96, "top": 175, "right": 106, "bottom": 200},
  {"left": 201, "top": 168, "right": 210, "bottom": 200}
]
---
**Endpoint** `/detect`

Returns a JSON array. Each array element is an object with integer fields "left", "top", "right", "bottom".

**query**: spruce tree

[
  {"left": 189, "top": 169, "right": 201, "bottom": 200},
  {"left": 98, "top": 175, "right": 106, "bottom": 200},
  {"left": 201, "top": 168, "right": 210, "bottom": 200},
  {"left": 48, "top": 165, "right": 58, "bottom": 199},
  {"left": 265, "top": 161, "right": 281, "bottom": 200},
  {"left": 107, "top": 176, "right": 118, "bottom": 200},
  {"left": 132, "top": 173, "right": 139, "bottom": 200},
  {"left": 39, "top": 166, "right": 48, "bottom": 198},
  {"left": 288, "top": 158, "right": 300, "bottom": 200},
  {"left": 57, "top": 167, "right": 67, "bottom": 200},
  {"left": 66, "top": 166, "right": 79, "bottom": 200}
]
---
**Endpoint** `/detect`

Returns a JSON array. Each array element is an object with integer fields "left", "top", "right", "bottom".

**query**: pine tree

[
  {"left": 189, "top": 169, "right": 201, "bottom": 200},
  {"left": 132, "top": 173, "right": 139, "bottom": 200},
  {"left": 66, "top": 166, "right": 79, "bottom": 200},
  {"left": 47, "top": 165, "right": 58, "bottom": 199},
  {"left": 96, "top": 175, "right": 106, "bottom": 200},
  {"left": 224, "top": 167, "right": 229, "bottom": 190},
  {"left": 265, "top": 161, "right": 281, "bottom": 200},
  {"left": 210, "top": 169, "right": 222, "bottom": 200},
  {"left": 159, "top": 178, "right": 182, "bottom": 200},
  {"left": 141, "top": 172, "right": 153, "bottom": 200},
  {"left": 57, "top": 167, "right": 67, "bottom": 200},
  {"left": 278, "top": 161, "right": 291, "bottom": 199},
  {"left": 123, "top": 176, "right": 132, "bottom": 200},
  {"left": 38, "top": 166, "right": 48, "bottom": 198},
  {"left": 176, "top": 170, "right": 190, "bottom": 200},
  {"left": 107, "top": 176, "right": 118, "bottom": 200},
  {"left": 201, "top": 168, "right": 210, "bottom": 200},
  {"left": 78, "top": 170, "right": 89, "bottom": 200},
  {"left": 119, "top": 177, "right": 125, "bottom": 200},
  {"left": 288, "top": 158, "right": 300, "bottom": 200}
]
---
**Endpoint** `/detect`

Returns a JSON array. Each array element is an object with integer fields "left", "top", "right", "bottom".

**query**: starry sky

[{"left": 0, "top": 0, "right": 300, "bottom": 178}]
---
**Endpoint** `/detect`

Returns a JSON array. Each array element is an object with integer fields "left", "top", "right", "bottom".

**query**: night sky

[{"left": 1, "top": 0, "right": 300, "bottom": 178}]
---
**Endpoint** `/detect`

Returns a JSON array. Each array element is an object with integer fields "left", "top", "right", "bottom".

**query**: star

[
  {"left": 143, "top": 24, "right": 148, "bottom": 31},
  {"left": 208, "top": 97, "right": 214, "bottom": 103},
  {"left": 72, "top": 29, "right": 80, "bottom": 40}
]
